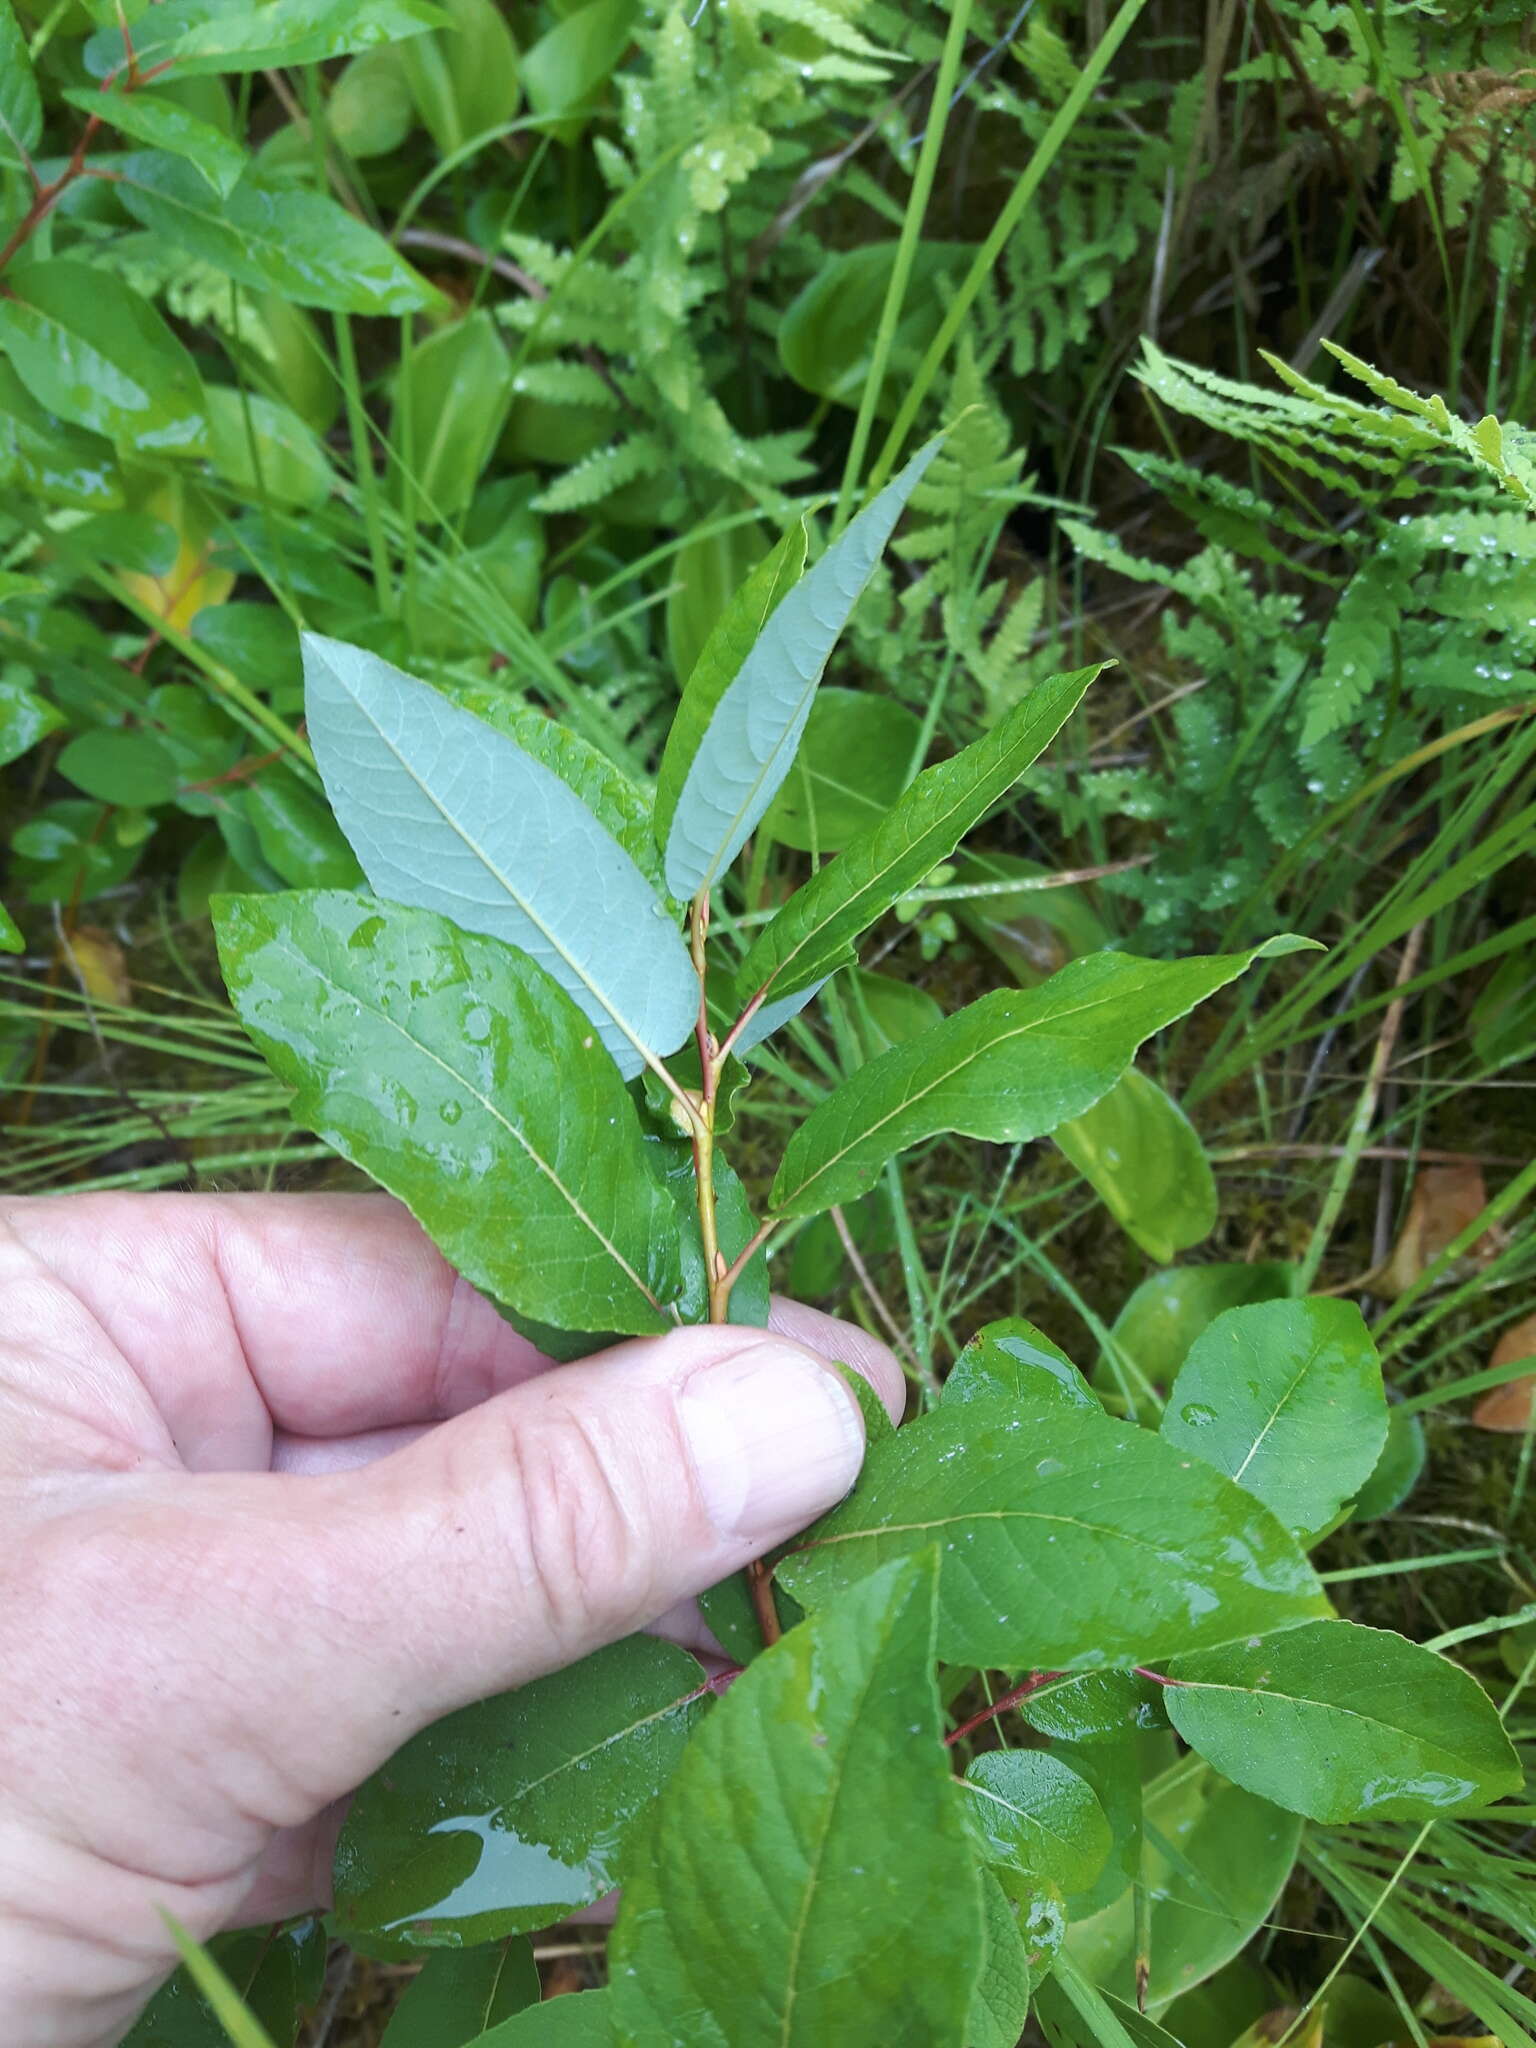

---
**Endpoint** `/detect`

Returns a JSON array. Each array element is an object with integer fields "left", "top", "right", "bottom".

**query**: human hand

[{"left": 0, "top": 1192, "right": 901, "bottom": 2047}]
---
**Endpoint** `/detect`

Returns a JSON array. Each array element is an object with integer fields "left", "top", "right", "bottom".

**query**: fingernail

[{"left": 679, "top": 1342, "right": 867, "bottom": 1542}]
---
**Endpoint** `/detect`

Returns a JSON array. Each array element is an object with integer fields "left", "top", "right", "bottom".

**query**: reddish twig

[{"left": 945, "top": 1670, "right": 1063, "bottom": 1748}]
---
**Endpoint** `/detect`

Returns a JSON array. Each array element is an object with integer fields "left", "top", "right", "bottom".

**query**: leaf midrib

[{"left": 282, "top": 933, "right": 663, "bottom": 1313}]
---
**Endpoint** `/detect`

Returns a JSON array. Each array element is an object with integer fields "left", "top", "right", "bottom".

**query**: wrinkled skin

[{"left": 0, "top": 1192, "right": 901, "bottom": 2046}]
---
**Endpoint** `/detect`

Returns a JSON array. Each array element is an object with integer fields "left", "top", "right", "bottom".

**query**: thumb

[{"left": 234, "top": 1325, "right": 868, "bottom": 1801}]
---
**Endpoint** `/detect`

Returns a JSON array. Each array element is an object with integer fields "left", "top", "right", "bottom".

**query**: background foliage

[{"left": 2, "top": 0, "right": 1535, "bottom": 2041}]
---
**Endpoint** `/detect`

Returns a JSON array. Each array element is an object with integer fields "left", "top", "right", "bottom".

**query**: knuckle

[{"left": 496, "top": 1398, "right": 656, "bottom": 1655}]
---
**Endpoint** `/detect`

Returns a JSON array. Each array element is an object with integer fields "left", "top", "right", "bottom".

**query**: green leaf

[
  {"left": 0, "top": 672, "right": 65, "bottom": 769},
  {"left": 738, "top": 667, "right": 1098, "bottom": 1010},
  {"left": 302, "top": 635, "right": 696, "bottom": 1079},
  {"left": 1017, "top": 1672, "right": 1162, "bottom": 1746},
  {"left": 1100, "top": 1263, "right": 1297, "bottom": 1391},
  {"left": 334, "top": 1636, "right": 708, "bottom": 1950},
  {"left": 1064, "top": 1760, "right": 1302, "bottom": 2012},
  {"left": 391, "top": 311, "right": 513, "bottom": 520},
  {"left": 662, "top": 438, "right": 943, "bottom": 900},
  {"left": 1053, "top": 1069, "right": 1217, "bottom": 1264},
  {"left": 771, "top": 938, "right": 1312, "bottom": 1217},
  {"left": 1161, "top": 1299, "right": 1387, "bottom": 1540},
  {"left": 330, "top": 45, "right": 416, "bottom": 158},
  {"left": 62, "top": 84, "right": 247, "bottom": 196},
  {"left": 844, "top": 967, "right": 943, "bottom": 1058},
  {"left": 0, "top": 0, "right": 41, "bottom": 166},
  {"left": 780, "top": 242, "right": 976, "bottom": 410},
  {"left": 522, "top": 0, "right": 638, "bottom": 139},
  {"left": 56, "top": 727, "right": 180, "bottom": 806},
  {"left": 11, "top": 798, "right": 148, "bottom": 905},
  {"left": 116, "top": 153, "right": 438, "bottom": 315},
  {"left": 664, "top": 511, "right": 768, "bottom": 690},
  {"left": 381, "top": 1941, "right": 538, "bottom": 2044},
  {"left": 206, "top": 386, "right": 335, "bottom": 510},
  {"left": 157, "top": 1922, "right": 281, "bottom": 2048},
  {"left": 964, "top": 1749, "right": 1112, "bottom": 1896},
  {"left": 953, "top": 848, "right": 1109, "bottom": 989},
  {"left": 778, "top": 1396, "right": 1329, "bottom": 1669},
  {"left": 471, "top": 1991, "right": 616, "bottom": 2044},
  {"left": 243, "top": 773, "right": 364, "bottom": 891},
  {"left": 1351, "top": 1406, "right": 1425, "bottom": 1519},
  {"left": 1165, "top": 1619, "right": 1522, "bottom": 1823},
  {"left": 401, "top": 0, "right": 522, "bottom": 155},
  {"left": 1036, "top": 1955, "right": 1188, "bottom": 2048},
  {"left": 214, "top": 890, "right": 682, "bottom": 1335},
  {"left": 124, "top": 1922, "right": 325, "bottom": 2048},
  {"left": 0, "top": 904, "right": 20, "bottom": 954},
  {"left": 85, "top": 0, "right": 444, "bottom": 78},
  {"left": 969, "top": 1874, "right": 1034, "bottom": 2048},
  {"left": 653, "top": 520, "right": 807, "bottom": 863},
  {"left": 610, "top": 1555, "right": 984, "bottom": 2046},
  {"left": 760, "top": 688, "right": 923, "bottom": 853},
  {"left": 945, "top": 1317, "right": 1098, "bottom": 1413},
  {"left": 0, "top": 260, "right": 206, "bottom": 453}
]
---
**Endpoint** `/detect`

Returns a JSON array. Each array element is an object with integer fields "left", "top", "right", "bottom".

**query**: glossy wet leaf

[
  {"left": 1101, "top": 1263, "right": 1296, "bottom": 1391},
  {"left": 760, "top": 688, "right": 923, "bottom": 853},
  {"left": 61, "top": 84, "right": 247, "bottom": 196},
  {"left": 772, "top": 938, "right": 1311, "bottom": 1216},
  {"left": 1054, "top": 1069, "right": 1216, "bottom": 1263},
  {"left": 0, "top": 904, "right": 20, "bottom": 954},
  {"left": 737, "top": 667, "right": 1097, "bottom": 1008},
  {"left": 0, "top": 673, "right": 64, "bottom": 769},
  {"left": 380, "top": 1940, "right": 538, "bottom": 2044},
  {"left": 303, "top": 635, "right": 696, "bottom": 1078},
  {"left": 1166, "top": 1620, "right": 1522, "bottom": 1823},
  {"left": 124, "top": 1922, "right": 325, "bottom": 2047},
  {"left": 778, "top": 1394, "right": 1329, "bottom": 1669},
  {"left": 663, "top": 439, "right": 942, "bottom": 899},
  {"left": 117, "top": 153, "right": 437, "bottom": 315},
  {"left": 1018, "top": 1671, "right": 1162, "bottom": 1746},
  {"left": 964, "top": 1748, "right": 1112, "bottom": 1896},
  {"left": 1161, "top": 1299, "right": 1387, "bottom": 1540},
  {"left": 335, "top": 1636, "right": 708, "bottom": 1950},
  {"left": 214, "top": 890, "right": 681, "bottom": 1334},
  {"left": 243, "top": 774, "right": 363, "bottom": 891},
  {"left": 391, "top": 311, "right": 513, "bottom": 520},
  {"left": 945, "top": 1316, "right": 1098, "bottom": 1412},
  {"left": 653, "top": 521, "right": 807, "bottom": 864},
  {"left": 969, "top": 1874, "right": 1033, "bottom": 2048},
  {"left": 844, "top": 967, "right": 943, "bottom": 1058},
  {"left": 1065, "top": 1760, "right": 1302, "bottom": 2012},
  {"left": 610, "top": 1555, "right": 984, "bottom": 2046},
  {"left": 0, "top": 260, "right": 206, "bottom": 453},
  {"left": 85, "top": 0, "right": 443, "bottom": 78},
  {"left": 1, "top": 0, "right": 43, "bottom": 166}
]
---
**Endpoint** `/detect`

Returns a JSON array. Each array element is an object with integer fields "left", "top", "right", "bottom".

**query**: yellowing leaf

[{"left": 118, "top": 483, "right": 233, "bottom": 632}]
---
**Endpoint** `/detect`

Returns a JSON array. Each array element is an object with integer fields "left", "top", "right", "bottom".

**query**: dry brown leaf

[
  {"left": 1378, "top": 1163, "right": 1502, "bottom": 1297},
  {"left": 64, "top": 926, "right": 131, "bottom": 1007},
  {"left": 1472, "top": 1311, "right": 1536, "bottom": 1432}
]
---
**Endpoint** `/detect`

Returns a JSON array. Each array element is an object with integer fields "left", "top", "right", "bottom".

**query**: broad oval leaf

[
  {"left": 1165, "top": 1620, "right": 1522, "bottom": 1823},
  {"left": 382, "top": 1942, "right": 539, "bottom": 2047},
  {"left": 334, "top": 1636, "right": 708, "bottom": 1950},
  {"left": 778, "top": 1396, "right": 1329, "bottom": 1669},
  {"left": 213, "top": 890, "right": 682, "bottom": 1334},
  {"left": 1053, "top": 1068, "right": 1217, "bottom": 1264},
  {"left": 945, "top": 1317, "right": 1097, "bottom": 1412},
  {"left": 1017, "top": 1671, "right": 1162, "bottom": 1745},
  {"left": 121, "top": 1921, "right": 325, "bottom": 2048},
  {"left": 1065, "top": 1760, "right": 1302, "bottom": 2012},
  {"left": 663, "top": 437, "right": 943, "bottom": 900},
  {"left": 302, "top": 634, "right": 696, "bottom": 1078},
  {"left": 610, "top": 1555, "right": 984, "bottom": 2047},
  {"left": 1099, "top": 1262, "right": 1297, "bottom": 1391},
  {"left": 736, "top": 666, "right": 1099, "bottom": 1010},
  {"left": 0, "top": 357, "right": 124, "bottom": 507},
  {"left": 760, "top": 688, "right": 923, "bottom": 853},
  {"left": 472, "top": 1991, "right": 616, "bottom": 2044},
  {"left": 0, "top": 260, "right": 206, "bottom": 453},
  {"left": 1161, "top": 1298, "right": 1387, "bottom": 1540},
  {"left": 771, "top": 937, "right": 1312, "bottom": 1217},
  {"left": 964, "top": 1749, "right": 1112, "bottom": 1895},
  {"left": 117, "top": 153, "right": 437, "bottom": 315},
  {"left": 390, "top": 311, "right": 513, "bottom": 520}
]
